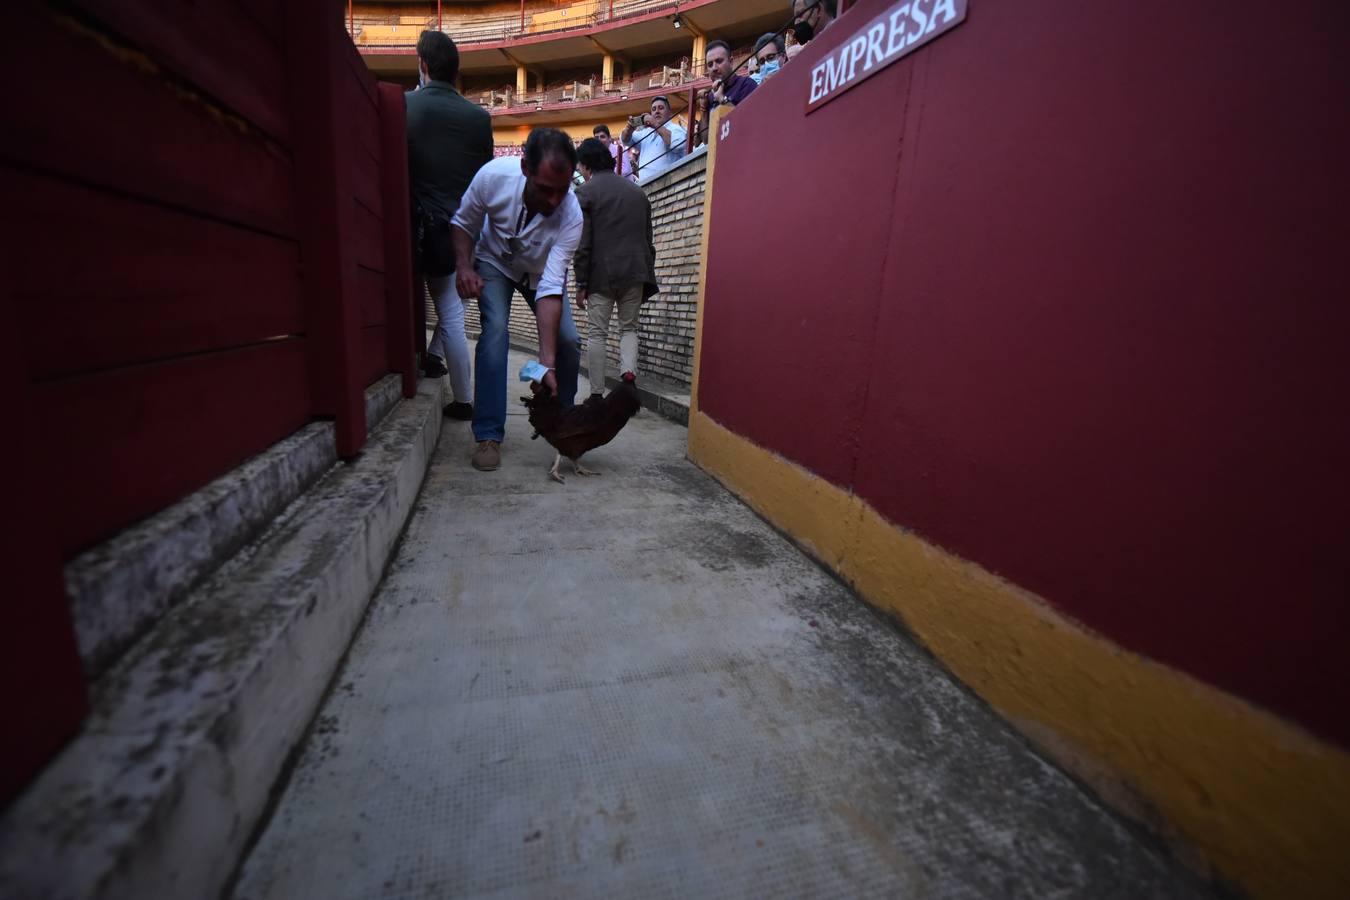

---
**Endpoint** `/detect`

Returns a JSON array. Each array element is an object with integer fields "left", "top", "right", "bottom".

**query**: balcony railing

[
  {"left": 348, "top": 0, "right": 686, "bottom": 48},
  {"left": 470, "top": 62, "right": 709, "bottom": 112}
]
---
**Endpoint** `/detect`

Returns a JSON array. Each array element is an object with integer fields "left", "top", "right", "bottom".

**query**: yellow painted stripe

[{"left": 686, "top": 411, "right": 1350, "bottom": 899}]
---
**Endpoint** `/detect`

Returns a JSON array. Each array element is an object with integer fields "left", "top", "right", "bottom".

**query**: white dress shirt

[
  {"left": 632, "top": 121, "right": 687, "bottom": 180},
  {"left": 451, "top": 156, "right": 583, "bottom": 299}
]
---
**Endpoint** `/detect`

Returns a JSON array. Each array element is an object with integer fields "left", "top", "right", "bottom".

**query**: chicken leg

[
  {"left": 572, "top": 457, "right": 601, "bottom": 477},
  {"left": 548, "top": 453, "right": 566, "bottom": 484}
]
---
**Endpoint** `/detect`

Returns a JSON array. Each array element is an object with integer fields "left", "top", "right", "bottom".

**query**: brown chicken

[{"left": 521, "top": 380, "right": 641, "bottom": 483}]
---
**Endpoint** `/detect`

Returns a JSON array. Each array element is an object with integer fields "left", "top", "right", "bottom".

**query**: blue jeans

[{"left": 473, "top": 261, "right": 580, "bottom": 443}]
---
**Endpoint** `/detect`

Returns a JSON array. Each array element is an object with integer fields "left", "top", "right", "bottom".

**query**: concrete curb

[
  {"left": 66, "top": 375, "right": 407, "bottom": 680},
  {"left": 592, "top": 370, "right": 690, "bottom": 426},
  {"left": 0, "top": 377, "right": 444, "bottom": 900},
  {"left": 363, "top": 372, "right": 405, "bottom": 432}
]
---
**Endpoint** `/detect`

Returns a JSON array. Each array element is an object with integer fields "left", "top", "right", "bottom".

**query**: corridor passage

[{"left": 232, "top": 350, "right": 1214, "bottom": 899}]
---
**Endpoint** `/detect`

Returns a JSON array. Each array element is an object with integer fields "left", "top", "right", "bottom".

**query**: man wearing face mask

[
  {"left": 790, "top": 0, "right": 837, "bottom": 46},
  {"left": 751, "top": 33, "right": 786, "bottom": 84},
  {"left": 406, "top": 30, "right": 493, "bottom": 419},
  {"left": 451, "top": 129, "right": 584, "bottom": 472}
]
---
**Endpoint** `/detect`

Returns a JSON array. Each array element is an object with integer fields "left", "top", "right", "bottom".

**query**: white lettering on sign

[{"left": 806, "top": 0, "right": 967, "bottom": 112}]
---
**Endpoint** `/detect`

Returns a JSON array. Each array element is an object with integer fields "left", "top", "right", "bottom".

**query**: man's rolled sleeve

[{"left": 536, "top": 201, "right": 583, "bottom": 299}]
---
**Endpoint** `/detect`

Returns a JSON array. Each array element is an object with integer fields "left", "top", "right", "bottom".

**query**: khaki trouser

[{"left": 586, "top": 285, "right": 643, "bottom": 391}]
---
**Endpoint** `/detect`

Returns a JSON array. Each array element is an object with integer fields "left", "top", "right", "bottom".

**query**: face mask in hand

[{"left": 792, "top": 20, "right": 815, "bottom": 44}]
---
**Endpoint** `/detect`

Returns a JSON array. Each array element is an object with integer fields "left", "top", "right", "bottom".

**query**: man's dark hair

[
  {"left": 652, "top": 95, "right": 670, "bottom": 108},
  {"left": 416, "top": 31, "right": 460, "bottom": 83},
  {"left": 755, "top": 32, "right": 786, "bottom": 56},
  {"left": 523, "top": 127, "right": 578, "bottom": 174},
  {"left": 593, "top": 124, "right": 611, "bottom": 138},
  {"left": 705, "top": 39, "right": 732, "bottom": 58},
  {"left": 577, "top": 138, "right": 615, "bottom": 173}
]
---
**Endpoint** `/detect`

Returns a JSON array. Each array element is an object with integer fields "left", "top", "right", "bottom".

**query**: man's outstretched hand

[{"left": 456, "top": 267, "right": 484, "bottom": 300}]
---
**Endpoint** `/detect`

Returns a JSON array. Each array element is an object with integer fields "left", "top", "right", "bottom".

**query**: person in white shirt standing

[
  {"left": 621, "top": 95, "right": 687, "bottom": 182},
  {"left": 451, "top": 129, "right": 583, "bottom": 472}
]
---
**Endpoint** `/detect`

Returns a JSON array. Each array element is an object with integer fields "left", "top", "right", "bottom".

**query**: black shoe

[
  {"left": 423, "top": 355, "right": 448, "bottom": 378},
  {"left": 442, "top": 401, "right": 473, "bottom": 421}
]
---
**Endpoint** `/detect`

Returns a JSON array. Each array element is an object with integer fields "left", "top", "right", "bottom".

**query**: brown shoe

[{"left": 471, "top": 440, "right": 501, "bottom": 471}]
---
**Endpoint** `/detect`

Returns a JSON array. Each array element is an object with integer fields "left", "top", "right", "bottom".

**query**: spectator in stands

[
  {"left": 406, "top": 30, "right": 492, "bottom": 421},
  {"left": 791, "top": 0, "right": 837, "bottom": 46},
  {"left": 752, "top": 33, "right": 786, "bottom": 84},
  {"left": 573, "top": 138, "right": 657, "bottom": 398},
  {"left": 593, "top": 124, "right": 635, "bottom": 182},
  {"left": 621, "top": 96, "right": 686, "bottom": 181},
  {"left": 693, "top": 89, "right": 711, "bottom": 147},
  {"left": 451, "top": 129, "right": 584, "bottom": 472},
  {"left": 705, "top": 40, "right": 757, "bottom": 112},
  {"left": 695, "top": 40, "right": 759, "bottom": 147}
]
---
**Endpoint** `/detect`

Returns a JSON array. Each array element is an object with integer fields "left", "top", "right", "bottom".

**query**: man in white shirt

[
  {"left": 451, "top": 129, "right": 583, "bottom": 472},
  {"left": 621, "top": 95, "right": 687, "bottom": 182}
]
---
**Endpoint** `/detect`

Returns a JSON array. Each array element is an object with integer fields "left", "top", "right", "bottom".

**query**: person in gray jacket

[
  {"left": 406, "top": 30, "right": 493, "bottom": 420},
  {"left": 573, "top": 138, "right": 658, "bottom": 396}
]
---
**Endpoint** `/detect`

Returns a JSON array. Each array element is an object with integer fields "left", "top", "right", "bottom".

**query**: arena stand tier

[{"left": 350, "top": 0, "right": 790, "bottom": 144}]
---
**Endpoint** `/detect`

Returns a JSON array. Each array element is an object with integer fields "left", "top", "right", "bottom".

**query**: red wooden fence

[{"left": 2, "top": 1, "right": 417, "bottom": 803}]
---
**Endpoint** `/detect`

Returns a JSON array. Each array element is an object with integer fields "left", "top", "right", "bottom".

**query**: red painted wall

[
  {"left": 699, "top": 0, "right": 1350, "bottom": 746},
  {"left": 5, "top": 1, "right": 416, "bottom": 801}
]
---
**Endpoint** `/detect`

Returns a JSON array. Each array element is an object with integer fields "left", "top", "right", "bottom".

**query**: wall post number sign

[{"left": 806, "top": 0, "right": 968, "bottom": 113}]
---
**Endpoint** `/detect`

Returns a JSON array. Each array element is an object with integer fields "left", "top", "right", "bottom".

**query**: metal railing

[
  {"left": 348, "top": 0, "right": 686, "bottom": 48},
  {"left": 469, "top": 62, "right": 709, "bottom": 112}
]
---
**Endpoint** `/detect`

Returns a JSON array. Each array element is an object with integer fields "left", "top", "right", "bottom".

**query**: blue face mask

[{"left": 760, "top": 59, "right": 781, "bottom": 79}]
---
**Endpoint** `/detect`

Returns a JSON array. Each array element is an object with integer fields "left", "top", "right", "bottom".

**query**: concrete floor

[{"left": 231, "top": 348, "right": 1216, "bottom": 900}]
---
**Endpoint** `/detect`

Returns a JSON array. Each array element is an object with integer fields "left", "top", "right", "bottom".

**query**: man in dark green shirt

[{"left": 407, "top": 30, "right": 493, "bottom": 419}]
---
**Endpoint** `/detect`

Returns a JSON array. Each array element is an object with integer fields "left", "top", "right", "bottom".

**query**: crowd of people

[
  {"left": 584, "top": 1, "right": 841, "bottom": 177},
  {"left": 405, "top": 2, "right": 839, "bottom": 472}
]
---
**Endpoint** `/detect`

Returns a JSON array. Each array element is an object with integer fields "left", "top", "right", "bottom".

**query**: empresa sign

[{"left": 806, "top": 0, "right": 967, "bottom": 113}]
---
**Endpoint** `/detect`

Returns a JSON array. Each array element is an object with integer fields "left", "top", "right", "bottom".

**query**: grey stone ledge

[
  {"left": 65, "top": 423, "right": 338, "bottom": 681},
  {"left": 364, "top": 373, "right": 404, "bottom": 432},
  {"left": 3, "top": 377, "right": 445, "bottom": 900},
  {"left": 66, "top": 376, "right": 409, "bottom": 681}
]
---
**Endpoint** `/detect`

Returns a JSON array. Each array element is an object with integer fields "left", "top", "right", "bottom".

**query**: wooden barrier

[{"left": 4, "top": 1, "right": 418, "bottom": 801}]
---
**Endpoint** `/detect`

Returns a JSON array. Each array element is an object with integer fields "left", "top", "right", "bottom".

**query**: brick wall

[
  {"left": 634, "top": 152, "right": 707, "bottom": 386},
  {"left": 431, "top": 150, "right": 708, "bottom": 389}
]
